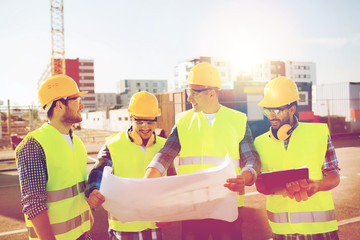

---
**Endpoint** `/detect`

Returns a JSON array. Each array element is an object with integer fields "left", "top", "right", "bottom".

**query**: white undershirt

[
  {"left": 140, "top": 145, "right": 146, "bottom": 154},
  {"left": 62, "top": 134, "right": 73, "bottom": 150},
  {"left": 204, "top": 112, "right": 216, "bottom": 125}
]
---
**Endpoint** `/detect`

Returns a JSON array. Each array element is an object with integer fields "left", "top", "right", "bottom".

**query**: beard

[
  {"left": 62, "top": 107, "right": 82, "bottom": 124},
  {"left": 271, "top": 114, "right": 291, "bottom": 132}
]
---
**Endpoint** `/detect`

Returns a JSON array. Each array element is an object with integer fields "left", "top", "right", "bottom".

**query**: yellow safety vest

[
  {"left": 254, "top": 122, "right": 338, "bottom": 235},
  {"left": 15, "top": 124, "right": 91, "bottom": 240},
  {"left": 176, "top": 105, "right": 247, "bottom": 206},
  {"left": 106, "top": 131, "right": 166, "bottom": 232}
]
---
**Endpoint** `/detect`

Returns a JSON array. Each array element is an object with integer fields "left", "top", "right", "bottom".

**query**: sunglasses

[
  {"left": 132, "top": 117, "right": 157, "bottom": 126},
  {"left": 186, "top": 88, "right": 213, "bottom": 98},
  {"left": 65, "top": 96, "right": 81, "bottom": 104},
  {"left": 263, "top": 106, "right": 289, "bottom": 116}
]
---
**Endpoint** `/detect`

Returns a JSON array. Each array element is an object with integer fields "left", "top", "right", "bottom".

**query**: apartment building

[
  {"left": 116, "top": 79, "right": 168, "bottom": 107},
  {"left": 174, "top": 56, "right": 233, "bottom": 90}
]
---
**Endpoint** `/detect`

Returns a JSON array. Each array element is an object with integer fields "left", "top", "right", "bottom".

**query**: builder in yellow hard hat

[
  {"left": 85, "top": 91, "right": 173, "bottom": 239},
  {"left": 15, "top": 74, "right": 92, "bottom": 239},
  {"left": 254, "top": 77, "right": 340, "bottom": 239},
  {"left": 144, "top": 62, "right": 261, "bottom": 239}
]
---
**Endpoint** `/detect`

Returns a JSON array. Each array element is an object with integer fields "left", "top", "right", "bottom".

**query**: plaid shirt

[
  {"left": 16, "top": 136, "right": 48, "bottom": 219},
  {"left": 147, "top": 122, "right": 261, "bottom": 183},
  {"left": 109, "top": 229, "right": 162, "bottom": 240},
  {"left": 272, "top": 230, "right": 339, "bottom": 240}
]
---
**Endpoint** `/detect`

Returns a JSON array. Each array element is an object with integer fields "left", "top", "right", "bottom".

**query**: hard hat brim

[
  {"left": 182, "top": 81, "right": 222, "bottom": 90},
  {"left": 41, "top": 90, "right": 88, "bottom": 109}
]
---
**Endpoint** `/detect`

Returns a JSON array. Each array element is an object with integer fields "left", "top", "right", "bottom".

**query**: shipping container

[
  {"left": 233, "top": 81, "right": 270, "bottom": 137},
  {"left": 155, "top": 90, "right": 188, "bottom": 137},
  {"left": 315, "top": 82, "right": 360, "bottom": 132}
]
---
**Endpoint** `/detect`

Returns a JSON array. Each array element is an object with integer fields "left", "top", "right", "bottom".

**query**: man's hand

[
  {"left": 224, "top": 171, "right": 253, "bottom": 194},
  {"left": 144, "top": 168, "right": 162, "bottom": 178},
  {"left": 88, "top": 189, "right": 105, "bottom": 209},
  {"left": 283, "top": 179, "right": 309, "bottom": 202},
  {"left": 306, "top": 178, "right": 321, "bottom": 197}
]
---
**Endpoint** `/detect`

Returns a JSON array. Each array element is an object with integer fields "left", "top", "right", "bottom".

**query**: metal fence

[{"left": 1, "top": 98, "right": 359, "bottom": 148}]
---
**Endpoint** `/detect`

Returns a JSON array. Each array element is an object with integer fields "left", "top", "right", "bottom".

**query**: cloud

[{"left": 306, "top": 34, "right": 360, "bottom": 47}]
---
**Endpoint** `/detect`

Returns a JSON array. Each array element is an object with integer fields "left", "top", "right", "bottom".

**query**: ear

[
  {"left": 209, "top": 89, "right": 216, "bottom": 98},
  {"left": 289, "top": 104, "right": 297, "bottom": 116},
  {"left": 55, "top": 100, "right": 64, "bottom": 110}
]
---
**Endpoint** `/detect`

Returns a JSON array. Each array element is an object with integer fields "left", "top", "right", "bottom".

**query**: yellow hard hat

[
  {"left": 258, "top": 77, "right": 300, "bottom": 108},
  {"left": 185, "top": 62, "right": 221, "bottom": 89},
  {"left": 127, "top": 91, "right": 161, "bottom": 117},
  {"left": 38, "top": 74, "right": 88, "bottom": 109}
]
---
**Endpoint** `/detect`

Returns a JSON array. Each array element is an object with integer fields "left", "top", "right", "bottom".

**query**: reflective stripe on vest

[
  {"left": 28, "top": 210, "right": 90, "bottom": 238},
  {"left": 179, "top": 156, "right": 240, "bottom": 168},
  {"left": 47, "top": 181, "right": 86, "bottom": 203},
  {"left": 267, "top": 210, "right": 336, "bottom": 224}
]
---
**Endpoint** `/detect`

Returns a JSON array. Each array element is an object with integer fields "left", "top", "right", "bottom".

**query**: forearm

[
  {"left": 17, "top": 137, "right": 48, "bottom": 219},
  {"left": 283, "top": 173, "right": 340, "bottom": 201},
  {"left": 31, "top": 210, "right": 56, "bottom": 240},
  {"left": 85, "top": 143, "right": 112, "bottom": 197},
  {"left": 239, "top": 124, "right": 261, "bottom": 185},
  {"left": 313, "top": 172, "right": 340, "bottom": 192}
]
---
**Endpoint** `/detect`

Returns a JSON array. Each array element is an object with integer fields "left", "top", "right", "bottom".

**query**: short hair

[
  {"left": 47, "top": 99, "right": 69, "bottom": 119},
  {"left": 288, "top": 101, "right": 298, "bottom": 108}
]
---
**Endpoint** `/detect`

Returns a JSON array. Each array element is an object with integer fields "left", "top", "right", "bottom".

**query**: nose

[
  {"left": 187, "top": 92, "right": 194, "bottom": 103},
  {"left": 79, "top": 102, "right": 84, "bottom": 111}
]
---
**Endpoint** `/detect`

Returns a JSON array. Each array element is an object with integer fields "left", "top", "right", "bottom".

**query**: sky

[{"left": 0, "top": 0, "right": 359, "bottom": 106}]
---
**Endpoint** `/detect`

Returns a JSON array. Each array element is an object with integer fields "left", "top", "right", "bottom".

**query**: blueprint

[{"left": 99, "top": 156, "right": 238, "bottom": 223}]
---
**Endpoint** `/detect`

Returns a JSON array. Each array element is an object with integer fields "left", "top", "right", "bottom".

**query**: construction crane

[{"left": 50, "top": 0, "right": 65, "bottom": 75}]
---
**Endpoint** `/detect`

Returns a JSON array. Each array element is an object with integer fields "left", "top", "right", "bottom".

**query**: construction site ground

[{"left": 0, "top": 129, "right": 359, "bottom": 239}]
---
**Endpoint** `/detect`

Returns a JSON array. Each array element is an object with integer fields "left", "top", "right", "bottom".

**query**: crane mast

[{"left": 50, "top": 0, "right": 65, "bottom": 75}]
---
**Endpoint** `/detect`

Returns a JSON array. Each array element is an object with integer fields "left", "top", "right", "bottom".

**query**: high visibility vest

[
  {"left": 254, "top": 122, "right": 338, "bottom": 235},
  {"left": 176, "top": 105, "right": 247, "bottom": 206},
  {"left": 106, "top": 131, "right": 166, "bottom": 232},
  {"left": 15, "top": 124, "right": 91, "bottom": 240}
]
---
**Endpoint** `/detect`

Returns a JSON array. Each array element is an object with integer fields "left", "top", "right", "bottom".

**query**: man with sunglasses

[
  {"left": 254, "top": 77, "right": 340, "bottom": 240},
  {"left": 144, "top": 62, "right": 261, "bottom": 240},
  {"left": 15, "top": 75, "right": 92, "bottom": 240},
  {"left": 85, "top": 91, "right": 170, "bottom": 240}
]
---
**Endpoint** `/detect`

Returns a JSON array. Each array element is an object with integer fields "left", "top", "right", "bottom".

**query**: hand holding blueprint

[{"left": 99, "top": 157, "right": 238, "bottom": 223}]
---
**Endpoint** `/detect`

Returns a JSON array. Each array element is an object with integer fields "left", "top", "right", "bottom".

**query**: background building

[
  {"left": 95, "top": 93, "right": 117, "bottom": 110},
  {"left": 251, "top": 60, "right": 316, "bottom": 84},
  {"left": 67, "top": 59, "right": 96, "bottom": 112},
  {"left": 116, "top": 79, "right": 168, "bottom": 107},
  {"left": 252, "top": 60, "right": 285, "bottom": 82},
  {"left": 284, "top": 61, "right": 317, "bottom": 85},
  {"left": 174, "top": 56, "right": 233, "bottom": 90}
]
